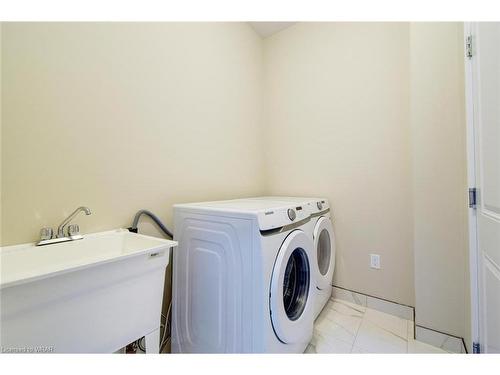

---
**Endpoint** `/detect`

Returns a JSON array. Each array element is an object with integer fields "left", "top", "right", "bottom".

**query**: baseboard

[
  {"left": 415, "top": 325, "right": 468, "bottom": 354},
  {"left": 331, "top": 285, "right": 468, "bottom": 353},
  {"left": 331, "top": 285, "right": 414, "bottom": 321}
]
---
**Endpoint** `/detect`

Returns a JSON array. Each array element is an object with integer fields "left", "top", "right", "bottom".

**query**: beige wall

[
  {"left": 1, "top": 22, "right": 470, "bottom": 342},
  {"left": 1, "top": 22, "right": 265, "bottom": 245},
  {"left": 410, "top": 23, "right": 470, "bottom": 343},
  {"left": 263, "top": 21, "right": 469, "bottom": 340},
  {"left": 263, "top": 23, "right": 415, "bottom": 306}
]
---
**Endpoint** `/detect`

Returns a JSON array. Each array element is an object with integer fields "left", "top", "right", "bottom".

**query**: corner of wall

[
  {"left": 410, "top": 22, "right": 469, "bottom": 341},
  {"left": 456, "top": 21, "right": 472, "bottom": 354},
  {"left": 0, "top": 22, "right": 3, "bottom": 245}
]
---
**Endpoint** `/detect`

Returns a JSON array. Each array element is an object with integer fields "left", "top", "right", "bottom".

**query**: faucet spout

[{"left": 57, "top": 206, "right": 92, "bottom": 238}]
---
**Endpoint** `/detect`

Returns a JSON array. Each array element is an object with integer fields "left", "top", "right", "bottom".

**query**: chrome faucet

[
  {"left": 57, "top": 206, "right": 92, "bottom": 238},
  {"left": 36, "top": 206, "right": 92, "bottom": 246}
]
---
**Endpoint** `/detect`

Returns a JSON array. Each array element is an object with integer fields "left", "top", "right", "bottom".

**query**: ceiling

[{"left": 248, "top": 22, "right": 296, "bottom": 38}]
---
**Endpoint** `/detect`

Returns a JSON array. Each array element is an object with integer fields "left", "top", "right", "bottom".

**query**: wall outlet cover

[{"left": 370, "top": 254, "right": 381, "bottom": 269}]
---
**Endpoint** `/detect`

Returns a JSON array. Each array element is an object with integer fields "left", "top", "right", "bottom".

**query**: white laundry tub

[{"left": 0, "top": 229, "right": 176, "bottom": 353}]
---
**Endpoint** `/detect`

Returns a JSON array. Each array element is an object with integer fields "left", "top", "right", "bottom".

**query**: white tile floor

[{"left": 305, "top": 298, "right": 449, "bottom": 353}]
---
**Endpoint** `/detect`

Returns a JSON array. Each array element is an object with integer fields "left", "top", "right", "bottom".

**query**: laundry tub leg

[{"left": 145, "top": 328, "right": 160, "bottom": 354}]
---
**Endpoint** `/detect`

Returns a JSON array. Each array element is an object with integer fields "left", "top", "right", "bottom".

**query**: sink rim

[{"left": 0, "top": 228, "right": 177, "bottom": 289}]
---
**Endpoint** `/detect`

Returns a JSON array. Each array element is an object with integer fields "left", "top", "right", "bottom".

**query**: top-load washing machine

[
  {"left": 248, "top": 197, "right": 336, "bottom": 318},
  {"left": 171, "top": 198, "right": 317, "bottom": 353}
]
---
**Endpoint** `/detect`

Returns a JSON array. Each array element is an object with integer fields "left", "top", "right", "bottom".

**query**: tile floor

[{"left": 305, "top": 298, "right": 449, "bottom": 353}]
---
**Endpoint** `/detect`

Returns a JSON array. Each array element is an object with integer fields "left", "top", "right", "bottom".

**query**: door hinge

[
  {"left": 469, "top": 187, "right": 477, "bottom": 209},
  {"left": 466, "top": 35, "right": 473, "bottom": 59},
  {"left": 473, "top": 342, "right": 481, "bottom": 353}
]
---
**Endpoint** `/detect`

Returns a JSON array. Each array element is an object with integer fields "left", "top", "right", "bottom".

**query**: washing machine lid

[
  {"left": 313, "top": 216, "right": 336, "bottom": 290},
  {"left": 270, "top": 230, "right": 315, "bottom": 344}
]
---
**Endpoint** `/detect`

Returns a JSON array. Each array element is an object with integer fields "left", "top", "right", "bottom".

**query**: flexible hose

[
  {"left": 130, "top": 209, "right": 173, "bottom": 238},
  {"left": 160, "top": 301, "right": 173, "bottom": 351},
  {"left": 129, "top": 209, "right": 174, "bottom": 353}
]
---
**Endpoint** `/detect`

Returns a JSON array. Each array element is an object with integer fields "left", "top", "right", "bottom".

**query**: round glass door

[
  {"left": 317, "top": 228, "right": 332, "bottom": 276},
  {"left": 313, "top": 217, "right": 336, "bottom": 290},
  {"left": 283, "top": 247, "right": 310, "bottom": 321},
  {"left": 270, "top": 230, "right": 315, "bottom": 344}
]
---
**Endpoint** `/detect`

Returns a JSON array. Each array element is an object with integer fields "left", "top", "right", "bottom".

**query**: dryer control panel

[
  {"left": 309, "top": 199, "right": 330, "bottom": 215},
  {"left": 257, "top": 204, "right": 310, "bottom": 231}
]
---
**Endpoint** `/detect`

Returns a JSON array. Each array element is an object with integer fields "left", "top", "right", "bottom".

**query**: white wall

[
  {"left": 264, "top": 23, "right": 415, "bottom": 306},
  {"left": 410, "top": 22, "right": 470, "bottom": 344},
  {"left": 1, "top": 22, "right": 265, "bottom": 245}
]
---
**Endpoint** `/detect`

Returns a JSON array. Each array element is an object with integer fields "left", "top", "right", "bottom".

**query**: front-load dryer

[
  {"left": 309, "top": 199, "right": 336, "bottom": 318},
  {"left": 248, "top": 197, "right": 336, "bottom": 318},
  {"left": 171, "top": 198, "right": 316, "bottom": 353}
]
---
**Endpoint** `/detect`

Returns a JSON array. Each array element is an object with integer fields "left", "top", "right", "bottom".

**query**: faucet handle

[
  {"left": 67, "top": 224, "right": 80, "bottom": 237},
  {"left": 40, "top": 227, "right": 53, "bottom": 241}
]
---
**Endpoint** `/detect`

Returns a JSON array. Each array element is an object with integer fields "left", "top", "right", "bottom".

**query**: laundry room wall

[
  {"left": 0, "top": 23, "right": 3, "bottom": 245},
  {"left": 1, "top": 21, "right": 471, "bottom": 347},
  {"left": 263, "top": 22, "right": 415, "bottom": 306},
  {"left": 409, "top": 22, "right": 470, "bottom": 348},
  {"left": 263, "top": 21, "right": 470, "bottom": 344},
  {"left": 1, "top": 22, "right": 265, "bottom": 245}
]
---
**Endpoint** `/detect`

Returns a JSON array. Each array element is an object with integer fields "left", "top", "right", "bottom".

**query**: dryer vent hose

[{"left": 128, "top": 209, "right": 173, "bottom": 239}]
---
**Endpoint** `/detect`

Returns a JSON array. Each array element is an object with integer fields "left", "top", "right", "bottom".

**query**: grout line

[
  {"left": 328, "top": 297, "right": 364, "bottom": 351},
  {"left": 363, "top": 308, "right": 409, "bottom": 342},
  {"left": 316, "top": 299, "right": 362, "bottom": 353},
  {"left": 333, "top": 298, "right": 366, "bottom": 315},
  {"left": 350, "top": 301, "right": 365, "bottom": 353}
]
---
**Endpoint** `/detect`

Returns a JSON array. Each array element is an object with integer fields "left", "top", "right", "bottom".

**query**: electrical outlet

[{"left": 370, "top": 254, "right": 381, "bottom": 269}]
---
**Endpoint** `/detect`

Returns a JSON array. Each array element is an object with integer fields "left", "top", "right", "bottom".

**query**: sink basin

[
  {"left": 0, "top": 229, "right": 177, "bottom": 353},
  {"left": 1, "top": 229, "right": 175, "bottom": 289}
]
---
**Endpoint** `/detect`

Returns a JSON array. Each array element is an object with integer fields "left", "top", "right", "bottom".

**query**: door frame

[{"left": 464, "top": 21, "right": 480, "bottom": 352}]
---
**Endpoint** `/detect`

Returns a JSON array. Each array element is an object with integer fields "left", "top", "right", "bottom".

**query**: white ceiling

[{"left": 248, "top": 22, "right": 296, "bottom": 38}]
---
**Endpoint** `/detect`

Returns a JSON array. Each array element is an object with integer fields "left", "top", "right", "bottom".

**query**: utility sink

[{"left": 0, "top": 229, "right": 177, "bottom": 353}]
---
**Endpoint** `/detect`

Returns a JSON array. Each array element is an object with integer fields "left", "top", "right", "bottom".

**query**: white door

[{"left": 470, "top": 22, "right": 500, "bottom": 354}]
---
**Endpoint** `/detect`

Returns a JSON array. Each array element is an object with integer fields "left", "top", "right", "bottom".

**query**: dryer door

[
  {"left": 270, "top": 230, "right": 314, "bottom": 344},
  {"left": 313, "top": 217, "right": 336, "bottom": 290}
]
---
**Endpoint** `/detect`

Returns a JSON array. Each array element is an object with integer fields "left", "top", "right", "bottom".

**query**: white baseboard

[
  {"left": 415, "top": 325, "right": 467, "bottom": 353},
  {"left": 332, "top": 285, "right": 414, "bottom": 321},
  {"left": 331, "top": 285, "right": 468, "bottom": 353}
]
